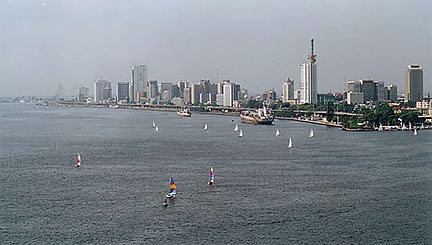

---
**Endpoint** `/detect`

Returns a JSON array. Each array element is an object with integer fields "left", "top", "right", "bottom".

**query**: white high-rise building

[
  {"left": 223, "top": 80, "right": 234, "bottom": 107},
  {"left": 282, "top": 78, "right": 294, "bottom": 102},
  {"left": 405, "top": 64, "right": 423, "bottom": 103},
  {"left": 300, "top": 39, "right": 317, "bottom": 104},
  {"left": 131, "top": 65, "right": 148, "bottom": 102}
]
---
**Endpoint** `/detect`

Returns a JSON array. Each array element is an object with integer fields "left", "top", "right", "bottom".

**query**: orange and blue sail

[
  {"left": 168, "top": 177, "right": 176, "bottom": 195},
  {"left": 209, "top": 167, "right": 214, "bottom": 184}
]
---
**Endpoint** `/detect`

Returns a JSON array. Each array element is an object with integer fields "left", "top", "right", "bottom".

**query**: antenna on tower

[
  {"left": 311, "top": 38, "right": 314, "bottom": 56},
  {"left": 216, "top": 68, "right": 219, "bottom": 83},
  {"left": 308, "top": 38, "right": 317, "bottom": 63}
]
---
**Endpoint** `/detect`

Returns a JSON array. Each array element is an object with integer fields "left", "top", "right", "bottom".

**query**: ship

[
  {"left": 177, "top": 107, "right": 191, "bottom": 117},
  {"left": 240, "top": 104, "right": 274, "bottom": 125}
]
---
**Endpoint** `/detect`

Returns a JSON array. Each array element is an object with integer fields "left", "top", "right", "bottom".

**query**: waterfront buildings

[
  {"left": 282, "top": 78, "right": 295, "bottom": 103},
  {"left": 148, "top": 80, "right": 158, "bottom": 99},
  {"left": 347, "top": 80, "right": 361, "bottom": 93},
  {"left": 183, "top": 87, "right": 191, "bottom": 105},
  {"left": 191, "top": 84, "right": 200, "bottom": 105},
  {"left": 347, "top": 92, "right": 364, "bottom": 105},
  {"left": 116, "top": 82, "right": 129, "bottom": 102},
  {"left": 300, "top": 39, "right": 318, "bottom": 104},
  {"left": 385, "top": 85, "right": 398, "bottom": 102},
  {"left": 405, "top": 64, "right": 423, "bottom": 103},
  {"left": 263, "top": 89, "right": 277, "bottom": 102},
  {"left": 78, "top": 87, "right": 89, "bottom": 102},
  {"left": 131, "top": 65, "right": 148, "bottom": 102},
  {"left": 93, "top": 80, "right": 112, "bottom": 103}
]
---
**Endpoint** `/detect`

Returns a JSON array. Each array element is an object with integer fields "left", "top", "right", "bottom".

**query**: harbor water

[{"left": 1, "top": 103, "right": 431, "bottom": 244}]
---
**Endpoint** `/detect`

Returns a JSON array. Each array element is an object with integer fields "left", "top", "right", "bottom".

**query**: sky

[{"left": 0, "top": 0, "right": 431, "bottom": 97}]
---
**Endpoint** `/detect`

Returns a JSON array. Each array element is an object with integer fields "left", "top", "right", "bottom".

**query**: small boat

[
  {"left": 420, "top": 123, "right": 425, "bottom": 129},
  {"left": 166, "top": 177, "right": 176, "bottom": 199},
  {"left": 239, "top": 129, "right": 243, "bottom": 138},
  {"left": 152, "top": 121, "right": 156, "bottom": 128},
  {"left": 162, "top": 198, "right": 169, "bottom": 207},
  {"left": 177, "top": 107, "right": 191, "bottom": 117},
  {"left": 208, "top": 166, "right": 214, "bottom": 185},
  {"left": 203, "top": 124, "right": 208, "bottom": 131},
  {"left": 288, "top": 137, "right": 293, "bottom": 148},
  {"left": 414, "top": 128, "right": 418, "bottom": 135},
  {"left": 378, "top": 124, "right": 383, "bottom": 131},
  {"left": 409, "top": 122, "right": 412, "bottom": 131},
  {"left": 75, "top": 153, "right": 81, "bottom": 167},
  {"left": 155, "top": 126, "right": 159, "bottom": 132},
  {"left": 401, "top": 124, "right": 407, "bottom": 130},
  {"left": 234, "top": 124, "right": 239, "bottom": 132},
  {"left": 275, "top": 129, "right": 280, "bottom": 136},
  {"left": 308, "top": 129, "right": 314, "bottom": 138}
]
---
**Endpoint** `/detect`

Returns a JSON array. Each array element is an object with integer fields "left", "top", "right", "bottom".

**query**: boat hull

[{"left": 177, "top": 111, "right": 191, "bottom": 117}]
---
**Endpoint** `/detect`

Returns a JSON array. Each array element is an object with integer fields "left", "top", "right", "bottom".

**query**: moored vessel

[
  {"left": 240, "top": 104, "right": 274, "bottom": 125},
  {"left": 177, "top": 107, "right": 191, "bottom": 117}
]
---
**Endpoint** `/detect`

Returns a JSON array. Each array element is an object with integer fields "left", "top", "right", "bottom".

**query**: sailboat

[
  {"left": 152, "top": 121, "right": 156, "bottom": 128},
  {"left": 162, "top": 198, "right": 169, "bottom": 207},
  {"left": 288, "top": 137, "right": 293, "bottom": 148},
  {"left": 166, "top": 177, "right": 176, "bottom": 199},
  {"left": 155, "top": 126, "right": 159, "bottom": 132},
  {"left": 239, "top": 129, "right": 243, "bottom": 138},
  {"left": 401, "top": 124, "right": 407, "bottom": 130},
  {"left": 409, "top": 122, "right": 412, "bottom": 131},
  {"left": 203, "top": 124, "right": 208, "bottom": 131},
  {"left": 420, "top": 123, "right": 425, "bottom": 129},
  {"left": 308, "top": 129, "right": 314, "bottom": 138},
  {"left": 275, "top": 129, "right": 280, "bottom": 136},
  {"left": 234, "top": 124, "right": 239, "bottom": 132},
  {"left": 378, "top": 124, "right": 383, "bottom": 131},
  {"left": 208, "top": 166, "right": 214, "bottom": 185},
  {"left": 414, "top": 128, "right": 418, "bottom": 135},
  {"left": 75, "top": 153, "right": 81, "bottom": 168}
]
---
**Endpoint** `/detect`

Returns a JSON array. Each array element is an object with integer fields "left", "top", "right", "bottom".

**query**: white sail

[
  {"left": 409, "top": 122, "right": 412, "bottom": 130},
  {"left": 378, "top": 124, "right": 383, "bottom": 131},
  {"left": 239, "top": 129, "right": 243, "bottom": 138},
  {"left": 420, "top": 123, "right": 425, "bottom": 129},
  {"left": 402, "top": 124, "right": 407, "bottom": 130},
  {"left": 152, "top": 121, "right": 156, "bottom": 128},
  {"left": 288, "top": 137, "right": 293, "bottom": 148},
  {"left": 234, "top": 124, "right": 239, "bottom": 132},
  {"left": 203, "top": 124, "right": 208, "bottom": 131},
  {"left": 275, "top": 129, "right": 280, "bottom": 136},
  {"left": 414, "top": 128, "right": 417, "bottom": 135},
  {"left": 155, "top": 126, "right": 159, "bottom": 132},
  {"left": 308, "top": 129, "right": 314, "bottom": 138}
]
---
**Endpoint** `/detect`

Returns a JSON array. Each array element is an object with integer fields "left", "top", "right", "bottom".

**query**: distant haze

[{"left": 0, "top": 0, "right": 431, "bottom": 97}]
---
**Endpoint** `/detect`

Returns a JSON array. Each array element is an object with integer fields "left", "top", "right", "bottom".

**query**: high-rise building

[
  {"left": 216, "top": 82, "right": 224, "bottom": 94},
  {"left": 386, "top": 85, "right": 398, "bottom": 102},
  {"left": 178, "top": 80, "right": 188, "bottom": 96},
  {"left": 300, "top": 39, "right": 318, "bottom": 104},
  {"left": 282, "top": 78, "right": 294, "bottom": 102},
  {"left": 191, "top": 84, "right": 200, "bottom": 105},
  {"left": 360, "top": 80, "right": 376, "bottom": 102},
  {"left": 183, "top": 87, "right": 191, "bottom": 105},
  {"left": 223, "top": 81, "right": 234, "bottom": 107},
  {"left": 263, "top": 89, "right": 277, "bottom": 101},
  {"left": 405, "top": 64, "right": 423, "bottom": 103},
  {"left": 148, "top": 80, "right": 158, "bottom": 99},
  {"left": 117, "top": 82, "right": 129, "bottom": 102},
  {"left": 376, "top": 81, "right": 385, "bottom": 102},
  {"left": 93, "top": 80, "right": 111, "bottom": 103},
  {"left": 233, "top": 84, "right": 241, "bottom": 101},
  {"left": 78, "top": 87, "right": 89, "bottom": 102},
  {"left": 347, "top": 80, "right": 361, "bottom": 93},
  {"left": 131, "top": 65, "right": 148, "bottom": 102}
]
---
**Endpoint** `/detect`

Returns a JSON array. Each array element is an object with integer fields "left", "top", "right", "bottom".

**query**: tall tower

[
  {"left": 405, "top": 64, "right": 423, "bottom": 103},
  {"left": 131, "top": 65, "right": 148, "bottom": 102},
  {"left": 300, "top": 39, "right": 318, "bottom": 104}
]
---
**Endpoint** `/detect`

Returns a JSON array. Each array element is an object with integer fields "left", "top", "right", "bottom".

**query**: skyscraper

[
  {"left": 405, "top": 64, "right": 423, "bottom": 103},
  {"left": 93, "top": 80, "right": 111, "bottom": 103},
  {"left": 282, "top": 78, "right": 294, "bottom": 102},
  {"left": 191, "top": 84, "right": 200, "bottom": 105},
  {"left": 131, "top": 65, "right": 148, "bottom": 102},
  {"left": 386, "top": 85, "right": 398, "bottom": 102},
  {"left": 78, "top": 87, "right": 89, "bottom": 102},
  {"left": 300, "top": 39, "right": 317, "bottom": 104},
  {"left": 148, "top": 80, "right": 158, "bottom": 99},
  {"left": 223, "top": 81, "right": 234, "bottom": 107},
  {"left": 117, "top": 82, "right": 129, "bottom": 102},
  {"left": 360, "top": 80, "right": 376, "bottom": 102}
]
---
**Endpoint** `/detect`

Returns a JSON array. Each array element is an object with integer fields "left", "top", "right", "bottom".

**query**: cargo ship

[{"left": 240, "top": 104, "right": 274, "bottom": 125}]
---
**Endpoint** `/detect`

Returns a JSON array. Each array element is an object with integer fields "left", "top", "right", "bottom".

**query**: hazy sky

[{"left": 0, "top": 0, "right": 431, "bottom": 97}]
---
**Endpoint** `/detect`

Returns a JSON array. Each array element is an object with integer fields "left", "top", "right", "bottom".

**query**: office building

[
  {"left": 191, "top": 84, "right": 200, "bottom": 105},
  {"left": 405, "top": 64, "right": 423, "bottom": 102},
  {"left": 78, "top": 87, "right": 89, "bottom": 102},
  {"left": 360, "top": 80, "right": 376, "bottom": 102},
  {"left": 347, "top": 80, "right": 361, "bottom": 93},
  {"left": 376, "top": 81, "right": 385, "bottom": 102},
  {"left": 183, "top": 87, "right": 191, "bottom": 105},
  {"left": 300, "top": 39, "right": 318, "bottom": 104},
  {"left": 223, "top": 81, "right": 234, "bottom": 107},
  {"left": 93, "top": 80, "right": 111, "bottom": 103},
  {"left": 282, "top": 78, "right": 294, "bottom": 102},
  {"left": 178, "top": 80, "right": 188, "bottom": 95},
  {"left": 347, "top": 92, "right": 364, "bottom": 105},
  {"left": 386, "top": 85, "right": 398, "bottom": 102},
  {"left": 131, "top": 65, "right": 147, "bottom": 102},
  {"left": 148, "top": 80, "right": 158, "bottom": 99},
  {"left": 117, "top": 82, "right": 129, "bottom": 102}
]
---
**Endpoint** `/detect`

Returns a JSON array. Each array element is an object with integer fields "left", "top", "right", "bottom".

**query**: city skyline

[{"left": 0, "top": 0, "right": 431, "bottom": 97}]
